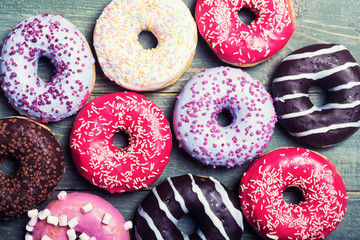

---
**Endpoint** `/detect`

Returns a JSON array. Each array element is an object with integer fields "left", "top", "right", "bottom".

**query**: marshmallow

[
  {"left": 57, "top": 191, "right": 68, "bottom": 200},
  {"left": 81, "top": 203, "right": 93, "bottom": 214},
  {"left": 102, "top": 212, "right": 112, "bottom": 225},
  {"left": 79, "top": 232, "right": 90, "bottom": 240},
  {"left": 68, "top": 217, "right": 79, "bottom": 228},
  {"left": 38, "top": 209, "right": 51, "bottom": 220},
  {"left": 58, "top": 214, "right": 68, "bottom": 226},
  {"left": 27, "top": 209, "right": 38, "bottom": 218},
  {"left": 67, "top": 229, "right": 77, "bottom": 240},
  {"left": 47, "top": 215, "right": 59, "bottom": 226}
]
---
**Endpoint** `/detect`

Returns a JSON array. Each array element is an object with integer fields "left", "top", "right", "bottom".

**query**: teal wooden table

[{"left": 1, "top": 0, "right": 360, "bottom": 239}]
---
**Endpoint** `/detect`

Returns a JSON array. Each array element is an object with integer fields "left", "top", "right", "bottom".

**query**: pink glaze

[
  {"left": 239, "top": 148, "right": 347, "bottom": 240},
  {"left": 173, "top": 67, "right": 277, "bottom": 167},
  {"left": 0, "top": 14, "right": 95, "bottom": 122},
  {"left": 28, "top": 192, "right": 131, "bottom": 240},
  {"left": 70, "top": 92, "right": 172, "bottom": 193},
  {"left": 195, "top": 0, "right": 295, "bottom": 67}
]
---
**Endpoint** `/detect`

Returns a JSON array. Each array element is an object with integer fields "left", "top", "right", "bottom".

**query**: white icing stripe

[
  {"left": 280, "top": 100, "right": 360, "bottom": 119},
  {"left": 280, "top": 106, "right": 319, "bottom": 119},
  {"left": 196, "top": 229, "right": 207, "bottom": 240},
  {"left": 137, "top": 206, "right": 164, "bottom": 240},
  {"left": 188, "top": 174, "right": 229, "bottom": 240},
  {"left": 153, "top": 188, "right": 178, "bottom": 225},
  {"left": 322, "top": 100, "right": 360, "bottom": 110},
  {"left": 290, "top": 120, "right": 360, "bottom": 137},
  {"left": 328, "top": 82, "right": 360, "bottom": 91},
  {"left": 209, "top": 176, "right": 244, "bottom": 231},
  {"left": 282, "top": 45, "right": 347, "bottom": 62},
  {"left": 182, "top": 233, "right": 190, "bottom": 240},
  {"left": 273, "top": 93, "right": 309, "bottom": 102},
  {"left": 167, "top": 178, "right": 206, "bottom": 240},
  {"left": 168, "top": 177, "right": 189, "bottom": 213},
  {"left": 273, "top": 62, "right": 359, "bottom": 83}
]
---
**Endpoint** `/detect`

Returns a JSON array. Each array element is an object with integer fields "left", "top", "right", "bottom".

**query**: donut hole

[
  {"left": 309, "top": 84, "right": 328, "bottom": 107},
  {"left": 177, "top": 214, "right": 198, "bottom": 235},
  {"left": 112, "top": 130, "right": 130, "bottom": 149},
  {"left": 138, "top": 30, "right": 158, "bottom": 50},
  {"left": 282, "top": 186, "right": 305, "bottom": 205},
  {"left": 217, "top": 108, "right": 234, "bottom": 127},
  {"left": 0, "top": 157, "right": 19, "bottom": 177},
  {"left": 237, "top": 7, "right": 257, "bottom": 25},
  {"left": 38, "top": 56, "right": 55, "bottom": 83}
]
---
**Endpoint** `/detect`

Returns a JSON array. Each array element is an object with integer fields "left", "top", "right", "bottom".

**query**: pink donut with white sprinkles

[
  {"left": 0, "top": 14, "right": 95, "bottom": 122},
  {"left": 239, "top": 148, "right": 347, "bottom": 240},
  {"left": 173, "top": 67, "right": 277, "bottom": 167},
  {"left": 70, "top": 92, "right": 172, "bottom": 193},
  {"left": 195, "top": 0, "right": 295, "bottom": 67}
]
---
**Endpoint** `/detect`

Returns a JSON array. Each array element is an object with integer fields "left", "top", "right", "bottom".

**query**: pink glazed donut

[
  {"left": 173, "top": 67, "right": 277, "bottom": 167},
  {"left": 26, "top": 192, "right": 132, "bottom": 240},
  {"left": 0, "top": 14, "right": 95, "bottom": 122},
  {"left": 70, "top": 92, "right": 172, "bottom": 193},
  {"left": 195, "top": 0, "right": 295, "bottom": 67},
  {"left": 239, "top": 148, "right": 347, "bottom": 240}
]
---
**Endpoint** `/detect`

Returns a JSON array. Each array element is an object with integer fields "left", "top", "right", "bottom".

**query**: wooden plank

[{"left": 0, "top": 0, "right": 360, "bottom": 239}]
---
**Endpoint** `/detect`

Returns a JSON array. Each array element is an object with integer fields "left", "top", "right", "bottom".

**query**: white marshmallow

[
  {"left": 102, "top": 212, "right": 112, "bottom": 225},
  {"left": 57, "top": 191, "right": 67, "bottom": 200},
  {"left": 38, "top": 209, "right": 51, "bottom": 220},
  {"left": 66, "top": 229, "right": 77, "bottom": 240},
  {"left": 58, "top": 214, "right": 68, "bottom": 226},
  {"left": 47, "top": 215, "right": 59, "bottom": 226},
  {"left": 81, "top": 203, "right": 93, "bottom": 214},
  {"left": 68, "top": 217, "right": 79, "bottom": 228},
  {"left": 27, "top": 209, "right": 38, "bottom": 218}
]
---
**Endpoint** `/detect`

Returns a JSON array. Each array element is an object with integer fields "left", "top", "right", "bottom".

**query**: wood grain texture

[{"left": 0, "top": 0, "right": 360, "bottom": 239}]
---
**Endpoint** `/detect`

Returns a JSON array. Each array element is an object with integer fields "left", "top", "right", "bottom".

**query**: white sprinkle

[
  {"left": 38, "top": 209, "right": 51, "bottom": 220},
  {"left": 124, "top": 221, "right": 133, "bottom": 230},
  {"left": 102, "top": 212, "right": 112, "bottom": 225},
  {"left": 57, "top": 191, "right": 67, "bottom": 200},
  {"left": 266, "top": 233, "right": 279, "bottom": 239},
  {"left": 68, "top": 217, "right": 79, "bottom": 228},
  {"left": 67, "top": 229, "right": 77, "bottom": 240},
  {"left": 59, "top": 214, "right": 68, "bottom": 226},
  {"left": 79, "top": 232, "right": 90, "bottom": 240},
  {"left": 47, "top": 215, "right": 59, "bottom": 226},
  {"left": 27, "top": 209, "right": 38, "bottom": 218},
  {"left": 81, "top": 203, "right": 93, "bottom": 214}
]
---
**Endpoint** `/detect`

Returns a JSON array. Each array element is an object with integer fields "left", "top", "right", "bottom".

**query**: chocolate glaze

[
  {"left": 135, "top": 174, "right": 243, "bottom": 240},
  {"left": 272, "top": 44, "right": 360, "bottom": 147},
  {"left": 0, "top": 117, "right": 64, "bottom": 221}
]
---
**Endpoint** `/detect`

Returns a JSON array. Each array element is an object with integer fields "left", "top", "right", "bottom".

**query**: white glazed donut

[
  {"left": 173, "top": 66, "right": 277, "bottom": 167},
  {"left": 93, "top": 0, "right": 197, "bottom": 91},
  {"left": 0, "top": 14, "right": 95, "bottom": 122}
]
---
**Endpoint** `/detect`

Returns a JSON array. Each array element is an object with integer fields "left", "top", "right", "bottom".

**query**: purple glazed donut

[
  {"left": 173, "top": 66, "right": 277, "bottom": 167},
  {"left": 0, "top": 14, "right": 95, "bottom": 122}
]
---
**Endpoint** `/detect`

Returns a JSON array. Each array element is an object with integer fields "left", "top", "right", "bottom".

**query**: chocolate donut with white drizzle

[
  {"left": 135, "top": 174, "right": 243, "bottom": 240},
  {"left": 272, "top": 44, "right": 360, "bottom": 147}
]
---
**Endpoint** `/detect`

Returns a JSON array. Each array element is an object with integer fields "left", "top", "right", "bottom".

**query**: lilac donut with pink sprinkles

[
  {"left": 173, "top": 67, "right": 277, "bottom": 167},
  {"left": 0, "top": 14, "right": 95, "bottom": 122}
]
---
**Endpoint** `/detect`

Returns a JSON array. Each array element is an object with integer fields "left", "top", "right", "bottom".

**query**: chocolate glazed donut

[
  {"left": 272, "top": 44, "right": 360, "bottom": 147},
  {"left": 0, "top": 117, "right": 64, "bottom": 221},
  {"left": 135, "top": 174, "right": 243, "bottom": 240}
]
